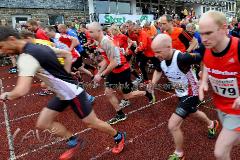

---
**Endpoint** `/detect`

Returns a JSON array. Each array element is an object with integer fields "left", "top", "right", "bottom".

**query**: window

[
  {"left": 203, "top": 6, "right": 206, "bottom": 13},
  {"left": 94, "top": 1, "right": 109, "bottom": 14},
  {"left": 49, "top": 15, "right": 64, "bottom": 25},
  {"left": 151, "top": 0, "right": 158, "bottom": 3},
  {"left": 11, "top": 15, "right": 31, "bottom": 29},
  {"left": 94, "top": 0, "right": 131, "bottom": 14},
  {"left": 118, "top": 2, "right": 131, "bottom": 14}
]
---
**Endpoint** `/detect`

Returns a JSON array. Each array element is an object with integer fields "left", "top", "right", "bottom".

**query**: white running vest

[{"left": 161, "top": 50, "right": 198, "bottom": 97}]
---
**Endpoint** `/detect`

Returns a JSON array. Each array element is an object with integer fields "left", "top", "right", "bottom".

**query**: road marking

[
  {"left": 90, "top": 121, "right": 167, "bottom": 160},
  {"left": 1, "top": 79, "right": 16, "bottom": 160},
  {"left": 15, "top": 91, "right": 175, "bottom": 159}
]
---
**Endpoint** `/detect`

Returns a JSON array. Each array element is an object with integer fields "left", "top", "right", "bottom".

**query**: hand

[
  {"left": 147, "top": 82, "right": 154, "bottom": 93},
  {"left": 232, "top": 97, "right": 240, "bottom": 110},
  {"left": 93, "top": 74, "right": 102, "bottom": 83},
  {"left": 198, "top": 81, "right": 208, "bottom": 101}
]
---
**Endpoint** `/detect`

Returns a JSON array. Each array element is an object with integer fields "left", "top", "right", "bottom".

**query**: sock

[
  {"left": 117, "top": 110, "right": 124, "bottom": 116},
  {"left": 114, "top": 132, "right": 122, "bottom": 144},
  {"left": 208, "top": 121, "right": 214, "bottom": 128},
  {"left": 174, "top": 150, "right": 184, "bottom": 157},
  {"left": 67, "top": 136, "right": 78, "bottom": 148}
]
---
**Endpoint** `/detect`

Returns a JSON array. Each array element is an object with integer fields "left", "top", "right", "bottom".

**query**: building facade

[
  {"left": 0, "top": 0, "right": 237, "bottom": 27},
  {"left": 89, "top": 0, "right": 237, "bottom": 20},
  {"left": 0, "top": 0, "right": 87, "bottom": 28}
]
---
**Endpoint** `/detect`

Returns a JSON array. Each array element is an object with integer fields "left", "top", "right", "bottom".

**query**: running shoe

[
  {"left": 163, "top": 82, "right": 173, "bottom": 91},
  {"left": 132, "top": 77, "right": 142, "bottom": 86},
  {"left": 59, "top": 143, "right": 80, "bottom": 160},
  {"left": 168, "top": 153, "right": 185, "bottom": 160},
  {"left": 38, "top": 89, "right": 53, "bottom": 96},
  {"left": 107, "top": 114, "right": 127, "bottom": 125},
  {"left": 59, "top": 137, "right": 84, "bottom": 160},
  {"left": 8, "top": 67, "right": 17, "bottom": 74},
  {"left": 88, "top": 95, "right": 95, "bottom": 104},
  {"left": 119, "top": 99, "right": 130, "bottom": 109},
  {"left": 208, "top": 120, "right": 219, "bottom": 139},
  {"left": 112, "top": 132, "right": 126, "bottom": 154}
]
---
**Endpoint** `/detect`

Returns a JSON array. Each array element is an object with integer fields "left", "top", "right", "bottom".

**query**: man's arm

[
  {"left": 199, "top": 65, "right": 209, "bottom": 101},
  {"left": 152, "top": 70, "right": 162, "bottom": 85},
  {"left": 179, "top": 30, "right": 194, "bottom": 51},
  {"left": 147, "top": 70, "right": 162, "bottom": 92},
  {"left": 0, "top": 54, "right": 39, "bottom": 100},
  {"left": 2, "top": 76, "right": 33, "bottom": 100},
  {"left": 186, "top": 37, "right": 199, "bottom": 52},
  {"left": 100, "top": 39, "right": 119, "bottom": 76},
  {"left": 98, "top": 59, "right": 108, "bottom": 74},
  {"left": 178, "top": 52, "right": 202, "bottom": 65},
  {"left": 69, "top": 36, "right": 80, "bottom": 51}
]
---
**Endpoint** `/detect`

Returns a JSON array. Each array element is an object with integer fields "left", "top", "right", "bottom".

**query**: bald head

[
  {"left": 152, "top": 34, "right": 173, "bottom": 60},
  {"left": 88, "top": 22, "right": 103, "bottom": 41},
  {"left": 152, "top": 34, "right": 172, "bottom": 50},
  {"left": 88, "top": 22, "right": 102, "bottom": 32}
]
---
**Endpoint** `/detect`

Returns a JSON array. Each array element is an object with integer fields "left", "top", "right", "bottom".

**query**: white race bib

[{"left": 209, "top": 76, "right": 239, "bottom": 98}]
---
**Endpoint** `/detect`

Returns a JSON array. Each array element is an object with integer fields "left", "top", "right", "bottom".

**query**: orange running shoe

[
  {"left": 59, "top": 138, "right": 84, "bottom": 160},
  {"left": 112, "top": 132, "right": 126, "bottom": 154}
]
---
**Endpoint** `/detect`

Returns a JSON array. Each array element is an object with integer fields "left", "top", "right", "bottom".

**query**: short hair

[
  {"left": 201, "top": 10, "right": 227, "bottom": 27},
  {"left": 81, "top": 23, "right": 87, "bottom": 29},
  {"left": 164, "top": 14, "right": 173, "bottom": 22},
  {"left": 19, "top": 30, "right": 35, "bottom": 39},
  {"left": 186, "top": 23, "right": 196, "bottom": 30},
  {"left": 27, "top": 19, "right": 38, "bottom": 26},
  {"left": 45, "top": 26, "right": 56, "bottom": 32},
  {"left": 0, "top": 26, "right": 20, "bottom": 41}
]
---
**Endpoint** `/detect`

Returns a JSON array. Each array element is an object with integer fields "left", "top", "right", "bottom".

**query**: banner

[{"left": 98, "top": 14, "right": 154, "bottom": 24}]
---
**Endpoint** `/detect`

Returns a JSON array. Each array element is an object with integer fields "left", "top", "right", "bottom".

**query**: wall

[{"left": 0, "top": 0, "right": 84, "bottom": 10}]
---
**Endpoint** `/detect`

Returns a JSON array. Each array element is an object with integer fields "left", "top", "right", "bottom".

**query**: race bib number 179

[{"left": 209, "top": 76, "right": 239, "bottom": 98}]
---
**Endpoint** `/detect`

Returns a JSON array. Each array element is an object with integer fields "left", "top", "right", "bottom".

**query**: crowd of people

[{"left": 0, "top": 10, "right": 239, "bottom": 160}]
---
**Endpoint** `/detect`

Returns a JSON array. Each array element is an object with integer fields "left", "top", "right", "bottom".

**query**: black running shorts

[
  {"left": 105, "top": 68, "right": 133, "bottom": 94},
  {"left": 175, "top": 96, "right": 200, "bottom": 119},
  {"left": 47, "top": 91, "right": 92, "bottom": 119}
]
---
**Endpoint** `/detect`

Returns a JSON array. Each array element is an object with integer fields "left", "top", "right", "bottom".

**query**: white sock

[
  {"left": 208, "top": 121, "right": 214, "bottom": 128},
  {"left": 174, "top": 150, "right": 184, "bottom": 157}
]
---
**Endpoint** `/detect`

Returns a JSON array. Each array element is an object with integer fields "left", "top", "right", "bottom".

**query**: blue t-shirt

[
  {"left": 193, "top": 31, "right": 202, "bottom": 44},
  {"left": 66, "top": 29, "right": 84, "bottom": 53}
]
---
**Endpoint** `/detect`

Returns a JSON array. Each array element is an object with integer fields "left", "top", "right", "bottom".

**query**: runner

[
  {"left": 88, "top": 22, "right": 155, "bottom": 125},
  {"left": 149, "top": 34, "right": 218, "bottom": 160},
  {"left": 0, "top": 26, "right": 126, "bottom": 159},
  {"left": 198, "top": 11, "right": 240, "bottom": 160}
]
